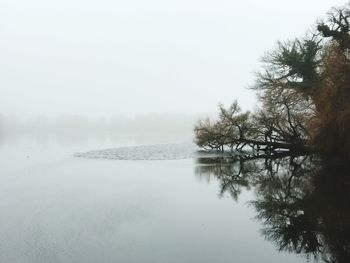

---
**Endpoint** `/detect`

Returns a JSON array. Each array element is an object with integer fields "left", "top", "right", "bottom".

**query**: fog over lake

[
  {"left": 0, "top": 0, "right": 345, "bottom": 118},
  {"left": 1, "top": 0, "right": 348, "bottom": 262}
]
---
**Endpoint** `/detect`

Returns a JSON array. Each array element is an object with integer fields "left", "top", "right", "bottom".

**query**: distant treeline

[{"left": 0, "top": 114, "right": 197, "bottom": 143}]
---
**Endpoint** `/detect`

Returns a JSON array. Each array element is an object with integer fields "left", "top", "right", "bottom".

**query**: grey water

[{"left": 0, "top": 137, "right": 345, "bottom": 262}]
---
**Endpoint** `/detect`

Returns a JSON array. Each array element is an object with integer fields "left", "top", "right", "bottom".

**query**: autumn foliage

[
  {"left": 195, "top": 3, "right": 350, "bottom": 159},
  {"left": 311, "top": 45, "right": 350, "bottom": 158}
]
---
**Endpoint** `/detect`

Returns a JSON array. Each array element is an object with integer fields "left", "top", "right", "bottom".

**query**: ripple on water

[{"left": 74, "top": 143, "right": 203, "bottom": 160}]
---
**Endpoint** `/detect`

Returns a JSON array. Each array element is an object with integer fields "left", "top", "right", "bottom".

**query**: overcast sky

[{"left": 0, "top": 0, "right": 346, "bottom": 118}]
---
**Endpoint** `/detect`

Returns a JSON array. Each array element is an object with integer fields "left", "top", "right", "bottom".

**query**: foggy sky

[{"left": 0, "top": 0, "right": 346, "bottom": 118}]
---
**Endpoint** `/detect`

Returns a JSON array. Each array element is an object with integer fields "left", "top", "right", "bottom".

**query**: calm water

[{"left": 0, "top": 138, "right": 348, "bottom": 262}]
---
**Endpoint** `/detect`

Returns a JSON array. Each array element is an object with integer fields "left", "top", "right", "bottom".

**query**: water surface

[{"left": 1, "top": 139, "right": 341, "bottom": 262}]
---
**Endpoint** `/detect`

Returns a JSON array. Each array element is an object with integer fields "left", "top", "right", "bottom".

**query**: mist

[
  {"left": 1, "top": 0, "right": 345, "bottom": 121},
  {"left": 0, "top": 113, "right": 201, "bottom": 145},
  {"left": 2, "top": 2, "right": 350, "bottom": 262}
]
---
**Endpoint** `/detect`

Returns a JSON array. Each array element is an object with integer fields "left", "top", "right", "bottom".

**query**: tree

[
  {"left": 255, "top": 38, "right": 322, "bottom": 97},
  {"left": 194, "top": 3, "right": 350, "bottom": 159},
  {"left": 317, "top": 6, "right": 350, "bottom": 51}
]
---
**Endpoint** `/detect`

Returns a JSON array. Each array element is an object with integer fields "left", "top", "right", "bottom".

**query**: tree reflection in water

[{"left": 195, "top": 154, "right": 350, "bottom": 262}]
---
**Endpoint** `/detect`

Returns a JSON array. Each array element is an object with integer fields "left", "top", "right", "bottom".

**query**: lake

[{"left": 0, "top": 137, "right": 347, "bottom": 262}]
